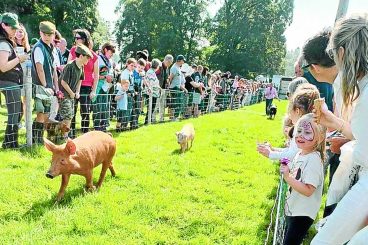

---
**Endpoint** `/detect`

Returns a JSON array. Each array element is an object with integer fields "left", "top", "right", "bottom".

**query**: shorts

[
  {"left": 34, "top": 97, "right": 51, "bottom": 113},
  {"left": 59, "top": 98, "right": 75, "bottom": 120}
]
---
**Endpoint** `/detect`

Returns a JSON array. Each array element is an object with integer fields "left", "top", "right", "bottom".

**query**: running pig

[{"left": 44, "top": 131, "right": 116, "bottom": 202}]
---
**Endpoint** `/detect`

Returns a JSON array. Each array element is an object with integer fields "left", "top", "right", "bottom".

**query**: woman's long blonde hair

[
  {"left": 328, "top": 13, "right": 368, "bottom": 106},
  {"left": 16, "top": 23, "right": 30, "bottom": 52}
]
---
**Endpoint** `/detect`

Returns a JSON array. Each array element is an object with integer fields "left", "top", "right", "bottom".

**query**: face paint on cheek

[{"left": 298, "top": 121, "right": 315, "bottom": 141}]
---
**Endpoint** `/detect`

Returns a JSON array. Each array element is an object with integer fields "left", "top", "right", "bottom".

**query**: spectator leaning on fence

[
  {"left": 144, "top": 58, "right": 161, "bottom": 125},
  {"left": 93, "top": 42, "right": 115, "bottom": 132},
  {"left": 155, "top": 54, "right": 173, "bottom": 122},
  {"left": 168, "top": 54, "right": 186, "bottom": 121},
  {"left": 120, "top": 58, "right": 137, "bottom": 129},
  {"left": 131, "top": 58, "right": 145, "bottom": 128},
  {"left": 31, "top": 21, "right": 59, "bottom": 144},
  {"left": 14, "top": 22, "right": 30, "bottom": 127},
  {"left": 69, "top": 29, "right": 99, "bottom": 136},
  {"left": 59, "top": 44, "right": 92, "bottom": 138},
  {"left": 115, "top": 79, "right": 130, "bottom": 132},
  {"left": 280, "top": 113, "right": 326, "bottom": 245},
  {"left": 311, "top": 13, "right": 368, "bottom": 245},
  {"left": 257, "top": 84, "right": 320, "bottom": 162},
  {"left": 0, "top": 12, "right": 29, "bottom": 149}
]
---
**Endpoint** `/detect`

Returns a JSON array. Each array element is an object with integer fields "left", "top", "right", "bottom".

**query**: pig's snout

[{"left": 46, "top": 172, "right": 54, "bottom": 179}]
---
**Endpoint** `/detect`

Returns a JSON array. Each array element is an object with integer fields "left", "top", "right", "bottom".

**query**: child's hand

[
  {"left": 75, "top": 92, "right": 80, "bottom": 99},
  {"left": 256, "top": 144, "right": 271, "bottom": 158},
  {"left": 70, "top": 92, "right": 75, "bottom": 99},
  {"left": 89, "top": 91, "right": 96, "bottom": 99},
  {"left": 280, "top": 164, "right": 290, "bottom": 180}
]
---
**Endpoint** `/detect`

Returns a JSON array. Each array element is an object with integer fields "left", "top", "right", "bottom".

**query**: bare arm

[
  {"left": 91, "top": 59, "right": 99, "bottom": 95},
  {"left": 190, "top": 81, "right": 201, "bottom": 88},
  {"left": 0, "top": 51, "right": 28, "bottom": 72},
  {"left": 35, "top": 63, "right": 47, "bottom": 87},
  {"left": 53, "top": 66, "right": 59, "bottom": 92},
  {"left": 285, "top": 176, "right": 316, "bottom": 197},
  {"left": 61, "top": 80, "right": 74, "bottom": 98}
]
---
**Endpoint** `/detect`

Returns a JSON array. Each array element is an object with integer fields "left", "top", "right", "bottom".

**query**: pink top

[
  {"left": 265, "top": 87, "right": 278, "bottom": 99},
  {"left": 70, "top": 46, "right": 98, "bottom": 87}
]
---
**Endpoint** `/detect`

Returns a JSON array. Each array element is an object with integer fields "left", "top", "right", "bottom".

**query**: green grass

[{"left": 0, "top": 101, "right": 289, "bottom": 244}]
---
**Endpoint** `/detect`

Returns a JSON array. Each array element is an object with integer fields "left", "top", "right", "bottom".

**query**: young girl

[
  {"left": 280, "top": 113, "right": 326, "bottom": 245},
  {"left": 257, "top": 83, "right": 320, "bottom": 162}
]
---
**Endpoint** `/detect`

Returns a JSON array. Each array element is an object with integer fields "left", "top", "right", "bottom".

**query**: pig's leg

[
  {"left": 96, "top": 163, "right": 109, "bottom": 188},
  {"left": 190, "top": 138, "right": 194, "bottom": 149},
  {"left": 85, "top": 170, "right": 96, "bottom": 192},
  {"left": 109, "top": 165, "right": 116, "bottom": 177},
  {"left": 56, "top": 174, "right": 70, "bottom": 202}
]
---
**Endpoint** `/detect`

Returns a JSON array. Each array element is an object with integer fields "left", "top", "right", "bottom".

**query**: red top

[{"left": 70, "top": 46, "right": 98, "bottom": 87}]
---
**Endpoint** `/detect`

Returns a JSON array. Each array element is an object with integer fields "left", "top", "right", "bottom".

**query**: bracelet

[{"left": 337, "top": 120, "right": 345, "bottom": 133}]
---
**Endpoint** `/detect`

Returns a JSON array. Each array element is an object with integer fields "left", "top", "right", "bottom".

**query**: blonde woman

[{"left": 311, "top": 13, "right": 368, "bottom": 244}]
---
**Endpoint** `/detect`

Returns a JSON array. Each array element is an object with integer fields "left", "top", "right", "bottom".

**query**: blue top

[
  {"left": 115, "top": 84, "right": 128, "bottom": 110},
  {"left": 303, "top": 70, "right": 334, "bottom": 112}
]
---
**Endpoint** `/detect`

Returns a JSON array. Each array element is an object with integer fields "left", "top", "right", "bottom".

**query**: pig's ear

[
  {"left": 44, "top": 138, "right": 56, "bottom": 152},
  {"left": 175, "top": 132, "right": 179, "bottom": 136},
  {"left": 65, "top": 139, "right": 77, "bottom": 155}
]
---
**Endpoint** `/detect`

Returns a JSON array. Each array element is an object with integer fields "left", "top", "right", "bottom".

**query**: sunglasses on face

[
  {"left": 54, "top": 40, "right": 60, "bottom": 44},
  {"left": 74, "top": 36, "right": 83, "bottom": 40}
]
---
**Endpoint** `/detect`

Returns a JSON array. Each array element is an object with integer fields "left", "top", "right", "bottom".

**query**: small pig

[
  {"left": 175, "top": 123, "right": 195, "bottom": 153},
  {"left": 44, "top": 131, "right": 116, "bottom": 202}
]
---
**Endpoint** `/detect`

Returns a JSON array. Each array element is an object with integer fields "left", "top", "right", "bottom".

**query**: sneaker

[{"left": 48, "top": 118, "right": 59, "bottom": 123}]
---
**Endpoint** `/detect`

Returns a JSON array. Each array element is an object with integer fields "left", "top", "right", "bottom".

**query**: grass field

[{"left": 0, "top": 101, "right": 290, "bottom": 244}]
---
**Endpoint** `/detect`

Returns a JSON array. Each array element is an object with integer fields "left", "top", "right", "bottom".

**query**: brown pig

[
  {"left": 44, "top": 131, "right": 116, "bottom": 202},
  {"left": 175, "top": 123, "right": 195, "bottom": 153}
]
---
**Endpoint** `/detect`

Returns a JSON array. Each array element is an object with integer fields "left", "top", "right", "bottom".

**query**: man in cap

[
  {"left": 31, "top": 21, "right": 59, "bottom": 144},
  {"left": 167, "top": 54, "right": 186, "bottom": 121},
  {"left": 58, "top": 44, "right": 92, "bottom": 138}
]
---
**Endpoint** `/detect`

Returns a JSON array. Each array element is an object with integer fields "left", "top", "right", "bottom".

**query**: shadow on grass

[
  {"left": 0, "top": 187, "right": 85, "bottom": 223},
  {"left": 23, "top": 187, "right": 86, "bottom": 220},
  {"left": 171, "top": 149, "right": 182, "bottom": 155}
]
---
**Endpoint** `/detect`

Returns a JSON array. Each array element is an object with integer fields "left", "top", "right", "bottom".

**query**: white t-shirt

[
  {"left": 285, "top": 151, "right": 324, "bottom": 220},
  {"left": 33, "top": 47, "right": 44, "bottom": 65},
  {"left": 52, "top": 48, "right": 60, "bottom": 68},
  {"left": 0, "top": 41, "right": 11, "bottom": 53}
]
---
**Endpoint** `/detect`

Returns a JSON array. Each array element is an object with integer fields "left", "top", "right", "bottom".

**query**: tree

[
  {"left": 1, "top": 0, "right": 100, "bottom": 48},
  {"left": 208, "top": 0, "right": 293, "bottom": 77},
  {"left": 115, "top": 0, "right": 212, "bottom": 62}
]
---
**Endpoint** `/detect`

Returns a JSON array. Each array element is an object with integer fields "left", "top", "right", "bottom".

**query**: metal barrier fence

[
  {"left": 264, "top": 175, "right": 288, "bottom": 245},
  {"left": 0, "top": 64, "right": 265, "bottom": 148}
]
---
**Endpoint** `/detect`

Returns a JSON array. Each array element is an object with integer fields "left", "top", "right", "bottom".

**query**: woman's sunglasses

[{"left": 74, "top": 36, "right": 83, "bottom": 40}]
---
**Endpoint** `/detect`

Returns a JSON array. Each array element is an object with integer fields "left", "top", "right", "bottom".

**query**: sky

[{"left": 98, "top": 0, "right": 368, "bottom": 51}]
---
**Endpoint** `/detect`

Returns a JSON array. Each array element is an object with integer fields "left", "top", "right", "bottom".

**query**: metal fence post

[
  {"left": 25, "top": 60, "right": 33, "bottom": 147},
  {"left": 148, "top": 92, "right": 152, "bottom": 125}
]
